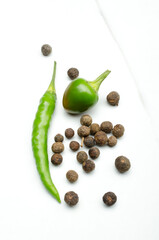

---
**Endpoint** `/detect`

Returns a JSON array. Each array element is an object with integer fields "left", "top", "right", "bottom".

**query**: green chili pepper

[
  {"left": 32, "top": 61, "right": 61, "bottom": 203},
  {"left": 62, "top": 69, "right": 111, "bottom": 114}
]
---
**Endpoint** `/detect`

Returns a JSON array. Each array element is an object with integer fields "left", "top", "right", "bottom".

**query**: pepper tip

[{"left": 56, "top": 195, "right": 61, "bottom": 203}]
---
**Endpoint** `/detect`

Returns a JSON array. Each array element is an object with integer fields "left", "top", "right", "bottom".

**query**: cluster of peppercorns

[
  {"left": 51, "top": 134, "right": 64, "bottom": 165},
  {"left": 78, "top": 114, "right": 124, "bottom": 149},
  {"left": 51, "top": 114, "right": 131, "bottom": 207}
]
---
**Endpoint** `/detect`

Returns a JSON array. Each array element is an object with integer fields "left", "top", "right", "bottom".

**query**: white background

[{"left": 0, "top": 0, "right": 159, "bottom": 239}]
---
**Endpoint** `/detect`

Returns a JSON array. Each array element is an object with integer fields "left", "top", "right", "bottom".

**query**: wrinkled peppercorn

[
  {"left": 108, "top": 136, "right": 117, "bottom": 147},
  {"left": 41, "top": 44, "right": 52, "bottom": 56},
  {"left": 64, "top": 191, "right": 79, "bottom": 206},
  {"left": 77, "top": 126, "right": 90, "bottom": 137},
  {"left": 90, "top": 123, "right": 100, "bottom": 135},
  {"left": 80, "top": 114, "right": 92, "bottom": 126},
  {"left": 77, "top": 151, "right": 88, "bottom": 164},
  {"left": 84, "top": 136, "right": 96, "bottom": 148},
  {"left": 103, "top": 192, "right": 117, "bottom": 206},
  {"left": 107, "top": 91, "right": 120, "bottom": 106},
  {"left": 69, "top": 141, "right": 80, "bottom": 151},
  {"left": 88, "top": 147, "right": 100, "bottom": 159},
  {"left": 100, "top": 121, "right": 113, "bottom": 133},
  {"left": 112, "top": 124, "right": 125, "bottom": 138},
  {"left": 65, "top": 128, "right": 75, "bottom": 139},
  {"left": 82, "top": 160, "right": 95, "bottom": 173},
  {"left": 67, "top": 68, "right": 79, "bottom": 80},
  {"left": 51, "top": 154, "right": 63, "bottom": 166},
  {"left": 115, "top": 156, "right": 131, "bottom": 173},
  {"left": 94, "top": 131, "right": 108, "bottom": 146},
  {"left": 54, "top": 134, "right": 64, "bottom": 142},
  {"left": 66, "top": 170, "right": 78, "bottom": 183},
  {"left": 51, "top": 142, "right": 64, "bottom": 153}
]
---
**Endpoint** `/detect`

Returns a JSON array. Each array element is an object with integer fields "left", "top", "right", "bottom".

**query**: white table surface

[
  {"left": 0, "top": 0, "right": 159, "bottom": 240},
  {"left": 97, "top": 0, "right": 159, "bottom": 141}
]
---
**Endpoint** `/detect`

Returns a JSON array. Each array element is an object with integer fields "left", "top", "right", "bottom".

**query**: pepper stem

[
  {"left": 47, "top": 61, "right": 56, "bottom": 93},
  {"left": 81, "top": 137, "right": 84, "bottom": 147},
  {"left": 89, "top": 69, "right": 111, "bottom": 92}
]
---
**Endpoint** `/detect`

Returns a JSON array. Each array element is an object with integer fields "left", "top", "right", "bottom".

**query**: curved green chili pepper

[
  {"left": 62, "top": 69, "right": 111, "bottom": 114},
  {"left": 32, "top": 61, "right": 61, "bottom": 203}
]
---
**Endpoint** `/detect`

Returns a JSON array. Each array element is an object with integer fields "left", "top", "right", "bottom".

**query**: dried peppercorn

[
  {"left": 90, "top": 123, "right": 100, "bottom": 135},
  {"left": 51, "top": 154, "right": 63, "bottom": 166},
  {"left": 51, "top": 142, "right": 64, "bottom": 153},
  {"left": 80, "top": 114, "right": 92, "bottom": 126},
  {"left": 41, "top": 44, "right": 52, "bottom": 56},
  {"left": 77, "top": 151, "right": 88, "bottom": 164},
  {"left": 103, "top": 192, "right": 117, "bottom": 206},
  {"left": 107, "top": 91, "right": 120, "bottom": 106},
  {"left": 77, "top": 126, "right": 90, "bottom": 137},
  {"left": 94, "top": 131, "right": 108, "bottom": 146},
  {"left": 82, "top": 160, "right": 95, "bottom": 173},
  {"left": 64, "top": 191, "right": 79, "bottom": 206},
  {"left": 65, "top": 128, "right": 74, "bottom": 139},
  {"left": 69, "top": 141, "right": 80, "bottom": 151},
  {"left": 66, "top": 170, "right": 78, "bottom": 183},
  {"left": 84, "top": 136, "right": 96, "bottom": 148},
  {"left": 112, "top": 124, "right": 125, "bottom": 138},
  {"left": 67, "top": 68, "right": 79, "bottom": 80},
  {"left": 100, "top": 121, "right": 113, "bottom": 133},
  {"left": 115, "top": 156, "right": 131, "bottom": 173},
  {"left": 88, "top": 147, "right": 100, "bottom": 159},
  {"left": 54, "top": 134, "right": 64, "bottom": 142},
  {"left": 108, "top": 136, "right": 117, "bottom": 147}
]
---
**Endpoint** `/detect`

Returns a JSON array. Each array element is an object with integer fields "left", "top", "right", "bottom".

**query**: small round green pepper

[{"left": 62, "top": 69, "right": 111, "bottom": 114}]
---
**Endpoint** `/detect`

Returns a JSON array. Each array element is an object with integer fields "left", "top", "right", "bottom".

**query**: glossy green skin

[
  {"left": 63, "top": 79, "right": 98, "bottom": 114},
  {"left": 32, "top": 91, "right": 61, "bottom": 203}
]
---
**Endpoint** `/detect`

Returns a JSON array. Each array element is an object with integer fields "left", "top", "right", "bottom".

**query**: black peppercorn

[
  {"left": 80, "top": 114, "right": 92, "bottom": 126},
  {"left": 41, "top": 44, "right": 52, "bottom": 56},
  {"left": 115, "top": 156, "right": 131, "bottom": 173},
  {"left": 65, "top": 128, "right": 75, "bottom": 139},
  {"left": 90, "top": 123, "right": 100, "bottom": 135},
  {"left": 77, "top": 126, "right": 90, "bottom": 137},
  {"left": 64, "top": 191, "right": 79, "bottom": 206},
  {"left": 107, "top": 91, "right": 120, "bottom": 106},
  {"left": 100, "top": 121, "right": 113, "bottom": 133},
  {"left": 84, "top": 136, "right": 96, "bottom": 148},
  {"left": 103, "top": 192, "right": 117, "bottom": 206},
  {"left": 51, "top": 154, "right": 63, "bottom": 166},
  {"left": 54, "top": 134, "right": 64, "bottom": 142},
  {"left": 82, "top": 160, "right": 95, "bottom": 173},
  {"left": 51, "top": 142, "right": 64, "bottom": 153},
  {"left": 67, "top": 68, "right": 79, "bottom": 80},
  {"left": 94, "top": 131, "right": 108, "bottom": 146},
  {"left": 69, "top": 141, "right": 80, "bottom": 151},
  {"left": 88, "top": 147, "right": 100, "bottom": 159},
  {"left": 112, "top": 124, "right": 125, "bottom": 138},
  {"left": 108, "top": 136, "right": 117, "bottom": 147},
  {"left": 66, "top": 170, "right": 78, "bottom": 183},
  {"left": 77, "top": 151, "right": 88, "bottom": 164}
]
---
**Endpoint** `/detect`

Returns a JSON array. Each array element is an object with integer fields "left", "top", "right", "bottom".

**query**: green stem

[
  {"left": 47, "top": 61, "right": 56, "bottom": 93},
  {"left": 89, "top": 69, "right": 111, "bottom": 92}
]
